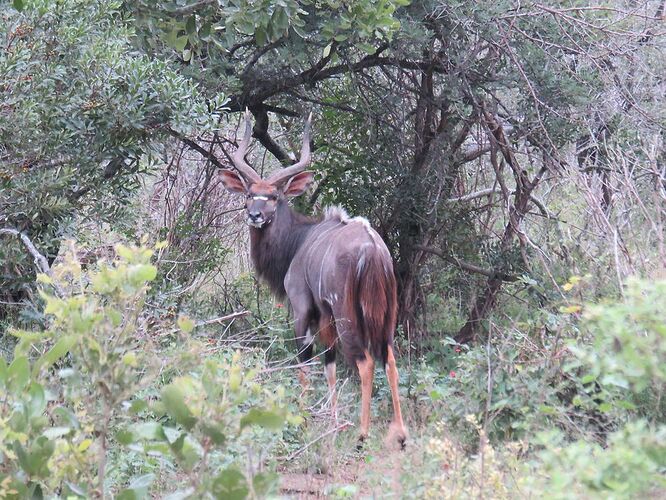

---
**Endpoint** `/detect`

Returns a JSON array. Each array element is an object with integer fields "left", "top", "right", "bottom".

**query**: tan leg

[
  {"left": 324, "top": 361, "right": 337, "bottom": 418},
  {"left": 319, "top": 316, "right": 338, "bottom": 418},
  {"left": 297, "top": 366, "right": 309, "bottom": 395},
  {"left": 356, "top": 350, "right": 375, "bottom": 440},
  {"left": 385, "top": 345, "right": 408, "bottom": 448}
]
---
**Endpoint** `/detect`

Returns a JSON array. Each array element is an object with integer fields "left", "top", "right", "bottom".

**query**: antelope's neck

[{"left": 249, "top": 201, "right": 316, "bottom": 297}]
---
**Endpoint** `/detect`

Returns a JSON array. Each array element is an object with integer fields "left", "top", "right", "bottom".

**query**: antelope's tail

[{"left": 344, "top": 245, "right": 398, "bottom": 367}]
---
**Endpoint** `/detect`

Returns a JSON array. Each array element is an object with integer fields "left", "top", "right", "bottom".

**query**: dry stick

[
  {"left": 195, "top": 310, "right": 250, "bottom": 327},
  {"left": 284, "top": 420, "right": 354, "bottom": 462},
  {"left": 0, "top": 227, "right": 64, "bottom": 297}
]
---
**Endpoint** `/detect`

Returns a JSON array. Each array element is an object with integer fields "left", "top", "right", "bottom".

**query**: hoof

[
  {"left": 387, "top": 421, "right": 408, "bottom": 451},
  {"left": 356, "top": 433, "right": 367, "bottom": 451}
]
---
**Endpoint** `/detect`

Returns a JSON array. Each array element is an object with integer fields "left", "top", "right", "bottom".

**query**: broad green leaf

[
  {"left": 134, "top": 422, "right": 167, "bottom": 441},
  {"left": 175, "top": 36, "right": 189, "bottom": 52},
  {"left": 8, "top": 356, "right": 30, "bottom": 393},
  {"left": 53, "top": 407, "right": 80, "bottom": 430},
  {"left": 13, "top": 0, "right": 24, "bottom": 11},
  {"left": 212, "top": 467, "right": 248, "bottom": 500},
  {"left": 356, "top": 42, "right": 377, "bottom": 55},
  {"left": 201, "top": 423, "right": 226, "bottom": 445},
  {"left": 253, "top": 472, "right": 279, "bottom": 498},
  {"left": 129, "top": 399, "right": 149, "bottom": 414},
  {"left": 27, "top": 383, "right": 46, "bottom": 417},
  {"left": 185, "top": 16, "right": 196, "bottom": 34},
  {"left": 240, "top": 408, "right": 285, "bottom": 432},
  {"left": 36, "top": 335, "right": 76, "bottom": 372},
  {"left": 36, "top": 273, "right": 53, "bottom": 284},
  {"left": 177, "top": 315, "right": 195, "bottom": 333},
  {"left": 116, "top": 474, "right": 155, "bottom": 500},
  {"left": 43, "top": 427, "right": 72, "bottom": 439},
  {"left": 163, "top": 488, "right": 195, "bottom": 500},
  {"left": 161, "top": 385, "right": 197, "bottom": 430},
  {"left": 129, "top": 264, "right": 157, "bottom": 284},
  {"left": 0, "top": 358, "right": 7, "bottom": 388},
  {"left": 115, "top": 244, "right": 134, "bottom": 261}
]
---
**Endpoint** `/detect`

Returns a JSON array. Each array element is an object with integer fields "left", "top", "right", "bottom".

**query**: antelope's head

[{"left": 219, "top": 111, "right": 313, "bottom": 228}]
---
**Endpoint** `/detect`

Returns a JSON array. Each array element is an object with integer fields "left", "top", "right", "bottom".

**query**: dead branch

[{"left": 0, "top": 228, "right": 64, "bottom": 296}]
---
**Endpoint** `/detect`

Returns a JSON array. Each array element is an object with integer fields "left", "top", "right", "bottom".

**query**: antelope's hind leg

[
  {"left": 319, "top": 316, "right": 338, "bottom": 418},
  {"left": 356, "top": 350, "right": 375, "bottom": 443},
  {"left": 385, "top": 345, "right": 408, "bottom": 449}
]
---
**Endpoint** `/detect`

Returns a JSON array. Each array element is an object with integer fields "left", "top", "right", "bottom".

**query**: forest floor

[
  {"left": 279, "top": 441, "right": 406, "bottom": 498},
  {"left": 274, "top": 372, "right": 417, "bottom": 498}
]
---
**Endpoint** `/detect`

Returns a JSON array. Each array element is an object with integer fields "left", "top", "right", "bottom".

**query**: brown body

[{"left": 220, "top": 112, "right": 407, "bottom": 446}]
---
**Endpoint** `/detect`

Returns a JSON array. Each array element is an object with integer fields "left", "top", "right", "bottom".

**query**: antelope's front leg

[{"left": 293, "top": 315, "right": 315, "bottom": 394}]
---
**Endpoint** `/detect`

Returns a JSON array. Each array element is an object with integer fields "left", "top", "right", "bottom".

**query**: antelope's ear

[
  {"left": 283, "top": 171, "right": 314, "bottom": 197},
  {"left": 219, "top": 169, "right": 247, "bottom": 194}
]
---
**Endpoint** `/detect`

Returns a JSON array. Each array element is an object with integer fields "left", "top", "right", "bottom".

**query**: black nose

[{"left": 249, "top": 210, "right": 261, "bottom": 221}]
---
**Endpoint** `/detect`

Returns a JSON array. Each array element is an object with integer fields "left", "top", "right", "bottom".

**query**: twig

[{"left": 195, "top": 310, "right": 250, "bottom": 327}]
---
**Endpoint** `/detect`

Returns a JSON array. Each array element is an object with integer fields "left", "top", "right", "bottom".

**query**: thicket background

[{"left": 1, "top": 0, "right": 664, "bottom": 498}]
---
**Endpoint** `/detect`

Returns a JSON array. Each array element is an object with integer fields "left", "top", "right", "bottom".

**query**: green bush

[
  {"left": 569, "top": 279, "right": 666, "bottom": 421},
  {"left": 0, "top": 243, "right": 300, "bottom": 498}
]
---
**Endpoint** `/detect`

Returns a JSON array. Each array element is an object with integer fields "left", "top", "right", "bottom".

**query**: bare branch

[
  {"left": 0, "top": 228, "right": 64, "bottom": 296},
  {"left": 195, "top": 310, "right": 250, "bottom": 327},
  {"left": 415, "top": 244, "right": 518, "bottom": 281}
]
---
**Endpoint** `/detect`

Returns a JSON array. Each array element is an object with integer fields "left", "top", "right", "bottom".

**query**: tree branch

[
  {"left": 166, "top": 128, "right": 227, "bottom": 170},
  {"left": 250, "top": 106, "right": 292, "bottom": 165},
  {"left": 0, "top": 228, "right": 64, "bottom": 296},
  {"left": 414, "top": 244, "right": 518, "bottom": 281}
]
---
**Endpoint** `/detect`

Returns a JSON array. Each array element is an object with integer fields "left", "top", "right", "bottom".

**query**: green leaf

[
  {"left": 129, "top": 264, "right": 157, "bottom": 284},
  {"left": 163, "top": 489, "right": 195, "bottom": 500},
  {"left": 35, "top": 335, "right": 76, "bottom": 373},
  {"left": 538, "top": 405, "right": 557, "bottom": 415},
  {"left": 185, "top": 16, "right": 197, "bottom": 34},
  {"left": 134, "top": 422, "right": 167, "bottom": 441},
  {"left": 253, "top": 472, "right": 278, "bottom": 497},
  {"left": 201, "top": 423, "right": 226, "bottom": 445},
  {"left": 598, "top": 402, "right": 613, "bottom": 412},
  {"left": 212, "top": 468, "right": 248, "bottom": 500},
  {"left": 13, "top": 0, "right": 24, "bottom": 11},
  {"left": 115, "top": 244, "right": 134, "bottom": 261},
  {"left": 255, "top": 27, "right": 267, "bottom": 46},
  {"left": 8, "top": 355, "right": 30, "bottom": 393},
  {"left": 601, "top": 373, "right": 629, "bottom": 389},
  {"left": 117, "top": 422, "right": 166, "bottom": 445},
  {"left": 43, "top": 427, "right": 72, "bottom": 439},
  {"left": 161, "top": 385, "right": 197, "bottom": 429},
  {"left": 177, "top": 315, "right": 195, "bottom": 333},
  {"left": 240, "top": 408, "right": 285, "bottom": 432},
  {"left": 51, "top": 407, "right": 79, "bottom": 431},
  {"left": 0, "top": 358, "right": 7, "bottom": 388},
  {"left": 175, "top": 36, "right": 189, "bottom": 52},
  {"left": 356, "top": 42, "right": 377, "bottom": 55},
  {"left": 116, "top": 474, "right": 154, "bottom": 500},
  {"left": 129, "top": 399, "right": 149, "bottom": 414},
  {"left": 271, "top": 7, "right": 289, "bottom": 35},
  {"left": 27, "top": 382, "right": 46, "bottom": 417}
]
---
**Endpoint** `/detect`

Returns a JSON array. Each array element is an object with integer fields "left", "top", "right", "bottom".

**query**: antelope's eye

[{"left": 269, "top": 194, "right": 278, "bottom": 201}]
